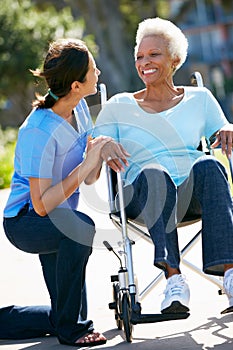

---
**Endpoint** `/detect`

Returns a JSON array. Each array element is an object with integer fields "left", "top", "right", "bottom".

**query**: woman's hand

[
  {"left": 85, "top": 136, "right": 113, "bottom": 168},
  {"left": 101, "top": 140, "right": 130, "bottom": 172},
  {"left": 84, "top": 137, "right": 130, "bottom": 184},
  {"left": 84, "top": 136, "right": 114, "bottom": 185},
  {"left": 211, "top": 124, "right": 233, "bottom": 159}
]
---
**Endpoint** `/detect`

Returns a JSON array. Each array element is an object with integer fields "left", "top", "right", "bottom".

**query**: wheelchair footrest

[
  {"left": 131, "top": 310, "right": 190, "bottom": 325},
  {"left": 221, "top": 306, "right": 233, "bottom": 314}
]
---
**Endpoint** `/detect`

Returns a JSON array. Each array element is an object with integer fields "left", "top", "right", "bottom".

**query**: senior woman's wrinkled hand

[
  {"left": 211, "top": 124, "right": 233, "bottom": 159},
  {"left": 101, "top": 140, "right": 130, "bottom": 172}
]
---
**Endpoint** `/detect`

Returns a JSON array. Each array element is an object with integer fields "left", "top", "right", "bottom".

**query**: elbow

[
  {"left": 84, "top": 172, "right": 101, "bottom": 185},
  {"left": 33, "top": 204, "right": 49, "bottom": 217},
  {"left": 34, "top": 208, "right": 48, "bottom": 217},
  {"left": 84, "top": 178, "right": 95, "bottom": 185}
]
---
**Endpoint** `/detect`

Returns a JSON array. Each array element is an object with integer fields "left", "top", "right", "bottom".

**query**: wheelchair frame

[{"left": 99, "top": 72, "right": 232, "bottom": 342}]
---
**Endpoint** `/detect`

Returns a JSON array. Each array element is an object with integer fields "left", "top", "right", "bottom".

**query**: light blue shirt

[
  {"left": 4, "top": 99, "right": 93, "bottom": 217},
  {"left": 93, "top": 86, "right": 228, "bottom": 186}
]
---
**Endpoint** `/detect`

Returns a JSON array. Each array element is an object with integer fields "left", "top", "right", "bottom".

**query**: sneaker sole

[{"left": 161, "top": 301, "right": 189, "bottom": 314}]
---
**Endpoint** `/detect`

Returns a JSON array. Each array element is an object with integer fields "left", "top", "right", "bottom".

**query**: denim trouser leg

[
  {"left": 38, "top": 253, "right": 57, "bottom": 330},
  {"left": 125, "top": 167, "right": 180, "bottom": 272},
  {"left": 0, "top": 305, "right": 55, "bottom": 339},
  {"left": 55, "top": 238, "right": 93, "bottom": 344},
  {"left": 3, "top": 207, "right": 95, "bottom": 343},
  {"left": 80, "top": 283, "right": 88, "bottom": 321},
  {"left": 190, "top": 156, "right": 233, "bottom": 275},
  {"left": 124, "top": 157, "right": 233, "bottom": 277},
  {"left": 38, "top": 253, "right": 88, "bottom": 327}
]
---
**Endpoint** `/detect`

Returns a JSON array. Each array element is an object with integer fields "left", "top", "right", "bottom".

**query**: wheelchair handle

[{"left": 103, "top": 240, "right": 113, "bottom": 251}]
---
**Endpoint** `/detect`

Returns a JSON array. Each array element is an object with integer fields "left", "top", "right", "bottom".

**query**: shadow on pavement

[{"left": 0, "top": 314, "right": 232, "bottom": 349}]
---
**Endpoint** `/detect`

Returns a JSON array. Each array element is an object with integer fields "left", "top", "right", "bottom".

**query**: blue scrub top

[{"left": 4, "top": 99, "right": 93, "bottom": 218}]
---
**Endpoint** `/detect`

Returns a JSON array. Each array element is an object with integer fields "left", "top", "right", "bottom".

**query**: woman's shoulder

[
  {"left": 183, "top": 86, "right": 217, "bottom": 103},
  {"left": 19, "top": 108, "right": 60, "bottom": 136},
  {"left": 183, "top": 85, "right": 209, "bottom": 94},
  {"left": 108, "top": 92, "right": 135, "bottom": 104}
]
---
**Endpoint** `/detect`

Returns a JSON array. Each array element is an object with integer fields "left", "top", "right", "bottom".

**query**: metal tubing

[
  {"left": 99, "top": 83, "right": 107, "bottom": 106},
  {"left": 117, "top": 172, "right": 135, "bottom": 294},
  {"left": 106, "top": 166, "right": 116, "bottom": 213},
  {"left": 194, "top": 71, "right": 204, "bottom": 87},
  {"left": 111, "top": 216, "right": 223, "bottom": 299},
  {"left": 182, "top": 258, "right": 223, "bottom": 289}
]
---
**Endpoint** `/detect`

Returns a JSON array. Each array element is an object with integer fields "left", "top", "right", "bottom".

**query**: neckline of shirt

[
  {"left": 48, "top": 108, "right": 80, "bottom": 134},
  {"left": 128, "top": 86, "right": 188, "bottom": 115}
]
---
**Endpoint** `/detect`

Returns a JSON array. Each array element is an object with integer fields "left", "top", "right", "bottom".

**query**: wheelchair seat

[{"left": 107, "top": 166, "right": 202, "bottom": 226}]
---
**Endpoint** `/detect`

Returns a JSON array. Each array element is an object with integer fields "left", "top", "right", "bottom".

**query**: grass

[{"left": 0, "top": 127, "right": 17, "bottom": 189}]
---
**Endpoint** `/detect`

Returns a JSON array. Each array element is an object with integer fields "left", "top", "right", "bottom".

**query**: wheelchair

[{"left": 99, "top": 72, "right": 233, "bottom": 342}]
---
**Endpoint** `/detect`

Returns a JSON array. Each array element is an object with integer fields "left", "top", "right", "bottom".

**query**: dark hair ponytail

[{"left": 31, "top": 39, "right": 89, "bottom": 109}]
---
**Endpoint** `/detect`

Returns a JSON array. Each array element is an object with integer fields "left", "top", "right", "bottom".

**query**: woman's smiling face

[{"left": 135, "top": 35, "right": 176, "bottom": 86}]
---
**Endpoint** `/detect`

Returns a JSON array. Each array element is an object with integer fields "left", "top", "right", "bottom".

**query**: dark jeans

[
  {"left": 0, "top": 288, "right": 87, "bottom": 339},
  {"left": 0, "top": 305, "right": 55, "bottom": 339},
  {"left": 124, "top": 156, "right": 233, "bottom": 276},
  {"left": 2, "top": 207, "right": 95, "bottom": 344}
]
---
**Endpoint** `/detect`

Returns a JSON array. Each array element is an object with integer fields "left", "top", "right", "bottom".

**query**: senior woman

[{"left": 94, "top": 17, "right": 233, "bottom": 314}]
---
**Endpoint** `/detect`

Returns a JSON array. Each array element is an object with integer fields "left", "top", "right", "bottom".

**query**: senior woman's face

[{"left": 135, "top": 35, "right": 175, "bottom": 85}]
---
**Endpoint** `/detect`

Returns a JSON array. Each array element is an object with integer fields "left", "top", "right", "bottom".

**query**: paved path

[{"left": 0, "top": 173, "right": 232, "bottom": 349}]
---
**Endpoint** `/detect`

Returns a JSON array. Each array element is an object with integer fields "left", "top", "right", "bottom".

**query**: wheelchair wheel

[
  {"left": 112, "top": 282, "right": 123, "bottom": 330},
  {"left": 121, "top": 292, "right": 133, "bottom": 342}
]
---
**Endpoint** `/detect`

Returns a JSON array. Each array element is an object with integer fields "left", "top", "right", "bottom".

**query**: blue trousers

[
  {"left": 2, "top": 207, "right": 95, "bottom": 344},
  {"left": 124, "top": 156, "right": 233, "bottom": 276}
]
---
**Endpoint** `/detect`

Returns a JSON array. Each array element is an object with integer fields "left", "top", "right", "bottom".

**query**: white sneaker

[
  {"left": 161, "top": 274, "right": 190, "bottom": 314},
  {"left": 223, "top": 268, "right": 233, "bottom": 307}
]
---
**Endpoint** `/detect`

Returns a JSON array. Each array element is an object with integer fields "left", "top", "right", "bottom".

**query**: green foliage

[
  {"left": 119, "top": 0, "right": 170, "bottom": 42},
  {"left": 0, "top": 127, "right": 17, "bottom": 189},
  {"left": 224, "top": 77, "right": 233, "bottom": 94},
  {"left": 0, "top": 0, "right": 94, "bottom": 102}
]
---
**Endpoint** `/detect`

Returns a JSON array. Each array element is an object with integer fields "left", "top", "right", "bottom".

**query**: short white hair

[{"left": 134, "top": 17, "right": 188, "bottom": 71}]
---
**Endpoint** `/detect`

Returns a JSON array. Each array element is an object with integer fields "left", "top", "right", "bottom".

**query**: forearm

[
  {"left": 33, "top": 160, "right": 93, "bottom": 216},
  {"left": 84, "top": 158, "right": 103, "bottom": 185}
]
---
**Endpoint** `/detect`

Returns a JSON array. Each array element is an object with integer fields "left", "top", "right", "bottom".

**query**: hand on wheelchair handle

[
  {"left": 211, "top": 125, "right": 233, "bottom": 159},
  {"left": 101, "top": 140, "right": 130, "bottom": 172}
]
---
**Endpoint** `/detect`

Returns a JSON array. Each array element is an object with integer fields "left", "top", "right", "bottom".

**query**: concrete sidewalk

[{"left": 0, "top": 174, "right": 233, "bottom": 349}]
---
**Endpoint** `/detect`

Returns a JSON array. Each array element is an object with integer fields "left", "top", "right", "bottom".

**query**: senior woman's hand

[
  {"left": 211, "top": 124, "right": 233, "bottom": 159},
  {"left": 101, "top": 140, "right": 130, "bottom": 172}
]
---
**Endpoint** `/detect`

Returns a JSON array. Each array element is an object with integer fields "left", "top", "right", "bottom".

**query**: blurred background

[{"left": 1, "top": 0, "right": 233, "bottom": 188}]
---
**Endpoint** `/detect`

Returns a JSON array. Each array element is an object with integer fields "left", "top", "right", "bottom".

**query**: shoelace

[{"left": 164, "top": 275, "right": 186, "bottom": 296}]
